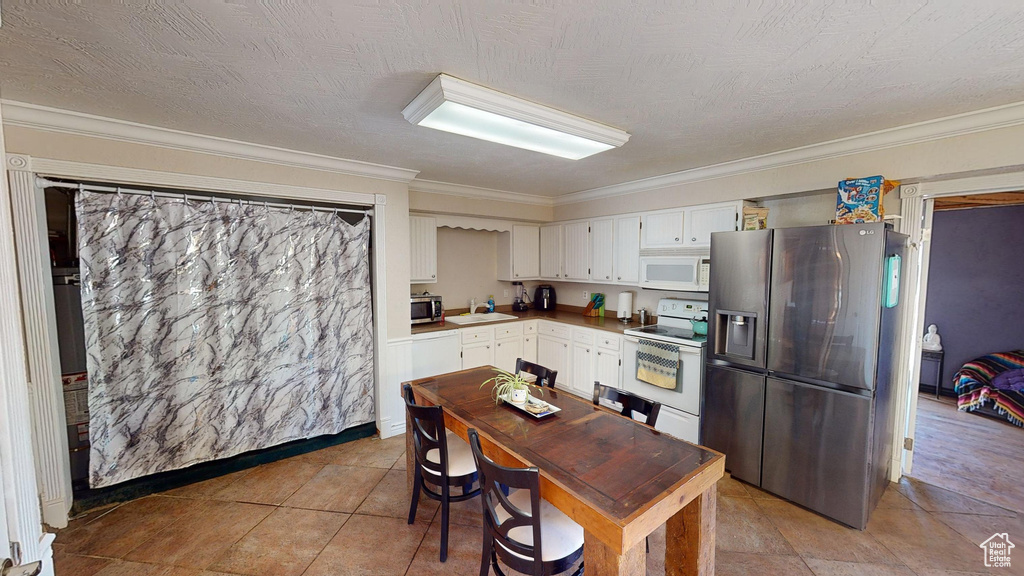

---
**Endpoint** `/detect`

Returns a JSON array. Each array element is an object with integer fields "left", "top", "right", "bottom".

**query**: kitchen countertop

[{"left": 411, "top": 307, "right": 647, "bottom": 336}]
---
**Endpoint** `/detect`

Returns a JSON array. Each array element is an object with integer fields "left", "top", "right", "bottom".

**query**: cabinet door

[
  {"left": 590, "top": 218, "right": 615, "bottom": 283},
  {"left": 536, "top": 335, "right": 570, "bottom": 390},
  {"left": 595, "top": 348, "right": 621, "bottom": 389},
  {"left": 570, "top": 342, "right": 594, "bottom": 397},
  {"left": 539, "top": 224, "right": 563, "bottom": 280},
  {"left": 654, "top": 405, "right": 700, "bottom": 444},
  {"left": 641, "top": 210, "right": 684, "bottom": 249},
  {"left": 512, "top": 225, "right": 540, "bottom": 279},
  {"left": 494, "top": 336, "right": 524, "bottom": 373},
  {"left": 409, "top": 215, "right": 437, "bottom": 283},
  {"left": 523, "top": 335, "right": 537, "bottom": 364},
  {"left": 562, "top": 221, "right": 591, "bottom": 281},
  {"left": 461, "top": 341, "right": 493, "bottom": 370},
  {"left": 686, "top": 204, "right": 737, "bottom": 247},
  {"left": 614, "top": 215, "right": 641, "bottom": 284}
]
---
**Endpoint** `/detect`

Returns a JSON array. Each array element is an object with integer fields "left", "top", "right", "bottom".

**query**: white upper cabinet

[
  {"left": 613, "top": 215, "right": 641, "bottom": 284},
  {"left": 498, "top": 225, "right": 540, "bottom": 281},
  {"left": 562, "top": 221, "right": 591, "bottom": 281},
  {"left": 686, "top": 204, "right": 738, "bottom": 247},
  {"left": 590, "top": 218, "right": 615, "bottom": 283},
  {"left": 641, "top": 210, "right": 685, "bottom": 249},
  {"left": 410, "top": 215, "right": 437, "bottom": 283},
  {"left": 539, "top": 224, "right": 563, "bottom": 280}
]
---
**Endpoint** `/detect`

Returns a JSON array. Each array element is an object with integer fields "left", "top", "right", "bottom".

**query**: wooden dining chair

[
  {"left": 515, "top": 358, "right": 558, "bottom": 388},
  {"left": 403, "top": 384, "right": 481, "bottom": 562},
  {"left": 467, "top": 428, "right": 584, "bottom": 576},
  {"left": 593, "top": 381, "right": 661, "bottom": 426}
]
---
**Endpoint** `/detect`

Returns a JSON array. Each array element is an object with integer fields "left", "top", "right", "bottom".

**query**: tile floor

[{"left": 54, "top": 435, "right": 1023, "bottom": 576}]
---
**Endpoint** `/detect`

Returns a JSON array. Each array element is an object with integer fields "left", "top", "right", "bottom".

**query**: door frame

[
  {"left": 4, "top": 153, "right": 388, "bottom": 529},
  {"left": 890, "top": 171, "right": 1024, "bottom": 480}
]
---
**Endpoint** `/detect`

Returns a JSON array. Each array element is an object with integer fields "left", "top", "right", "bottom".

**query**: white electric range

[{"left": 621, "top": 298, "right": 708, "bottom": 443}]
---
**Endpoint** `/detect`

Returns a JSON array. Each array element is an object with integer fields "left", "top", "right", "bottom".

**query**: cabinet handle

[
  {"left": 564, "top": 344, "right": 567, "bottom": 348},
  {"left": 692, "top": 237, "right": 696, "bottom": 242},
  {"left": 674, "top": 237, "right": 680, "bottom": 241},
  {"left": 515, "top": 274, "right": 519, "bottom": 277},
  {"left": 617, "top": 276, "right": 621, "bottom": 280},
  {"left": 487, "top": 345, "right": 490, "bottom": 349}
]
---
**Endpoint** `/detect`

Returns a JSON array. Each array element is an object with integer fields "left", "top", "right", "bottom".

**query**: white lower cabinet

[
  {"left": 654, "top": 405, "right": 700, "bottom": 444},
  {"left": 494, "top": 336, "right": 523, "bottom": 373},
  {"left": 461, "top": 326, "right": 494, "bottom": 370},
  {"left": 570, "top": 329, "right": 596, "bottom": 397},
  {"left": 595, "top": 348, "right": 621, "bottom": 390},
  {"left": 523, "top": 334, "right": 537, "bottom": 363},
  {"left": 537, "top": 334, "right": 570, "bottom": 391}
]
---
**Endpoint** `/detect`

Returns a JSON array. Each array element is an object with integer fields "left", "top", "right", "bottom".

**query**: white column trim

[
  {"left": 371, "top": 194, "right": 389, "bottom": 438},
  {"left": 6, "top": 159, "right": 73, "bottom": 528},
  {"left": 0, "top": 156, "right": 46, "bottom": 564}
]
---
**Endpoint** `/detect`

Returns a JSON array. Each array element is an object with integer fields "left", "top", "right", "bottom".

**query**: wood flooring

[{"left": 911, "top": 394, "right": 1024, "bottom": 513}]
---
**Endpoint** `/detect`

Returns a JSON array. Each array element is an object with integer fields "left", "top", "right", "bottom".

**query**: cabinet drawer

[
  {"left": 539, "top": 322, "right": 570, "bottom": 340},
  {"left": 494, "top": 323, "right": 524, "bottom": 339},
  {"left": 461, "top": 327, "right": 493, "bottom": 344},
  {"left": 597, "top": 334, "right": 621, "bottom": 351},
  {"left": 572, "top": 328, "right": 596, "bottom": 346},
  {"left": 522, "top": 321, "right": 538, "bottom": 334}
]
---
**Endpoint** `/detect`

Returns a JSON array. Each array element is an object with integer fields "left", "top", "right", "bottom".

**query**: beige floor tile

[
  {"left": 91, "top": 560, "right": 206, "bottom": 576},
  {"left": 932, "top": 511, "right": 1024, "bottom": 546},
  {"left": 161, "top": 468, "right": 252, "bottom": 499},
  {"left": 911, "top": 570, "right": 993, "bottom": 576},
  {"left": 716, "top": 551, "right": 814, "bottom": 576},
  {"left": 61, "top": 496, "right": 198, "bottom": 558},
  {"left": 866, "top": 507, "right": 990, "bottom": 573},
  {"left": 124, "top": 499, "right": 273, "bottom": 568},
  {"left": 407, "top": 519, "right": 484, "bottom": 574},
  {"left": 211, "top": 458, "right": 323, "bottom": 505},
  {"left": 717, "top": 474, "right": 751, "bottom": 498},
  {"left": 444, "top": 493, "right": 484, "bottom": 527},
  {"left": 281, "top": 464, "right": 387, "bottom": 513},
  {"left": 802, "top": 558, "right": 916, "bottom": 576},
  {"left": 876, "top": 484, "right": 922, "bottom": 510},
  {"left": 716, "top": 495, "right": 795, "bottom": 555},
  {"left": 756, "top": 499, "right": 900, "bottom": 564},
  {"left": 742, "top": 482, "right": 782, "bottom": 501},
  {"left": 355, "top": 468, "right": 440, "bottom": 520},
  {"left": 393, "top": 450, "right": 407, "bottom": 470},
  {"left": 320, "top": 435, "right": 407, "bottom": 468},
  {"left": 207, "top": 507, "right": 348, "bottom": 576},
  {"left": 646, "top": 523, "right": 668, "bottom": 576},
  {"left": 52, "top": 551, "right": 112, "bottom": 576},
  {"left": 897, "top": 477, "right": 1016, "bottom": 517},
  {"left": 302, "top": 514, "right": 430, "bottom": 576}
]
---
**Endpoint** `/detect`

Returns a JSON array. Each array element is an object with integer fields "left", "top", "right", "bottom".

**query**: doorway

[{"left": 902, "top": 191, "right": 1024, "bottom": 512}]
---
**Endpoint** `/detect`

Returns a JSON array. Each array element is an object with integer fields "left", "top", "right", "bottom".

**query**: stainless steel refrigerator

[{"left": 701, "top": 222, "right": 907, "bottom": 529}]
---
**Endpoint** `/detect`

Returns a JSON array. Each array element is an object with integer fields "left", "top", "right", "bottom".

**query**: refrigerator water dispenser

[{"left": 715, "top": 310, "right": 757, "bottom": 360}]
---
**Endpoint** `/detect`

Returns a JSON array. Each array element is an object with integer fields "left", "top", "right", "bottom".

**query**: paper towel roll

[{"left": 617, "top": 292, "right": 633, "bottom": 320}]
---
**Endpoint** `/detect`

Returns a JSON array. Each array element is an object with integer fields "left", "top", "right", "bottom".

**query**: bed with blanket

[{"left": 955, "top": 350, "right": 1024, "bottom": 426}]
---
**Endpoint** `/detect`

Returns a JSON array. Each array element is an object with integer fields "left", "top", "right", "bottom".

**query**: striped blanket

[{"left": 955, "top": 350, "right": 1024, "bottom": 427}]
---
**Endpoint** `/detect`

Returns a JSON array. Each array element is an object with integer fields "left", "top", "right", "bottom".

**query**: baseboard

[{"left": 40, "top": 496, "right": 71, "bottom": 529}]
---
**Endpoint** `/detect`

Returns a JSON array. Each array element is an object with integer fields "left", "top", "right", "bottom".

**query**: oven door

[
  {"left": 639, "top": 256, "right": 703, "bottom": 291},
  {"left": 622, "top": 336, "right": 703, "bottom": 417}
]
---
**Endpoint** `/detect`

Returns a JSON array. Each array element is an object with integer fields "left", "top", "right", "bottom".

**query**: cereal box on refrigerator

[{"left": 835, "top": 176, "right": 899, "bottom": 224}]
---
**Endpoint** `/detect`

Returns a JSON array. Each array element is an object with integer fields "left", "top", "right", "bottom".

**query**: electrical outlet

[
  {"left": 583, "top": 290, "right": 589, "bottom": 300},
  {"left": 503, "top": 289, "right": 509, "bottom": 298}
]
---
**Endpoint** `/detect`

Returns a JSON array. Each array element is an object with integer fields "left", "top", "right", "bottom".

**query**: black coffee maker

[{"left": 534, "top": 285, "right": 556, "bottom": 311}]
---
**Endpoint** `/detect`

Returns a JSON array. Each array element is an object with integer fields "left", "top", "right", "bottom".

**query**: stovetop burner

[{"left": 624, "top": 324, "right": 706, "bottom": 345}]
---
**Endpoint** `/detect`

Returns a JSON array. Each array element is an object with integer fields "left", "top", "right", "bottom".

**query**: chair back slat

[
  {"left": 468, "top": 429, "right": 545, "bottom": 575},
  {"left": 593, "top": 381, "right": 662, "bottom": 427},
  {"left": 515, "top": 358, "right": 558, "bottom": 388},
  {"left": 403, "top": 384, "right": 448, "bottom": 478}
]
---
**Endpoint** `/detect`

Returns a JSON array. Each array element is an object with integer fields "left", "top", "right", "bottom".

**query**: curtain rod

[{"left": 35, "top": 177, "right": 372, "bottom": 216}]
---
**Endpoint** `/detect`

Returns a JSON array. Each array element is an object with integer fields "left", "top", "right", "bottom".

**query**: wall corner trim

[
  {"left": 554, "top": 99, "right": 1024, "bottom": 206},
  {"left": 409, "top": 178, "right": 555, "bottom": 207},
  {"left": 1, "top": 100, "right": 420, "bottom": 184}
]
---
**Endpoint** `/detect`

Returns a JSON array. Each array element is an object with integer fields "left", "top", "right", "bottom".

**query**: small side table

[{"left": 920, "top": 349, "right": 945, "bottom": 398}]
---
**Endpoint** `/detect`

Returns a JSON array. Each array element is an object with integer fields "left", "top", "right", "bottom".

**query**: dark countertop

[{"left": 410, "top": 307, "right": 647, "bottom": 336}]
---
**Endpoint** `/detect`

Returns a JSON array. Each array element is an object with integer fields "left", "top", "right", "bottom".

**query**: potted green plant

[{"left": 480, "top": 368, "right": 545, "bottom": 405}]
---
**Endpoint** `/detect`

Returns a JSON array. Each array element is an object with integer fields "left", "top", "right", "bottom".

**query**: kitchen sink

[{"left": 445, "top": 312, "right": 519, "bottom": 325}]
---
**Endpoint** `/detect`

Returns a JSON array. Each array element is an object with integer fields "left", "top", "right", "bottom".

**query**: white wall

[{"left": 411, "top": 227, "right": 517, "bottom": 311}]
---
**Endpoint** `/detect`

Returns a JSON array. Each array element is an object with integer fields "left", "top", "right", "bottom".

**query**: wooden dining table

[{"left": 404, "top": 366, "right": 725, "bottom": 576}]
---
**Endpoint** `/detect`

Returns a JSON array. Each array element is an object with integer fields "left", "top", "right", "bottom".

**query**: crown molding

[
  {"left": 0, "top": 100, "right": 420, "bottom": 183},
  {"left": 409, "top": 178, "right": 555, "bottom": 206},
  {"left": 554, "top": 99, "right": 1024, "bottom": 206}
]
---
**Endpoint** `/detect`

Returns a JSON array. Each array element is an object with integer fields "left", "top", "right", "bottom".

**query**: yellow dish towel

[{"left": 636, "top": 339, "right": 679, "bottom": 390}]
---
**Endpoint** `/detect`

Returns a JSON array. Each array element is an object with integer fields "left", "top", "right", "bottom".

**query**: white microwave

[{"left": 639, "top": 255, "right": 710, "bottom": 291}]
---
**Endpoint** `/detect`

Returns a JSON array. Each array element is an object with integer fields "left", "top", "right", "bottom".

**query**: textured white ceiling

[{"left": 2, "top": 2, "right": 1024, "bottom": 196}]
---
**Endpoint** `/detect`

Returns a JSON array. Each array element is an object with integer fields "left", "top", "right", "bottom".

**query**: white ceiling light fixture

[{"left": 402, "top": 74, "right": 629, "bottom": 160}]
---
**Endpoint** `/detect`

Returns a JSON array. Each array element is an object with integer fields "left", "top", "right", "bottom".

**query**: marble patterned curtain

[{"left": 77, "top": 191, "right": 374, "bottom": 487}]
